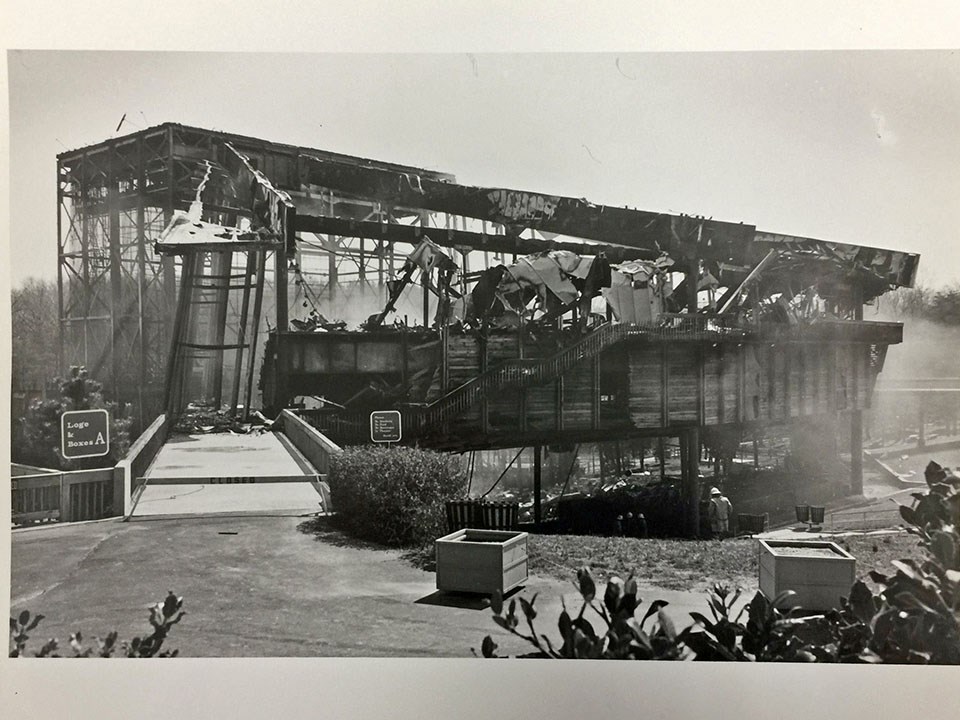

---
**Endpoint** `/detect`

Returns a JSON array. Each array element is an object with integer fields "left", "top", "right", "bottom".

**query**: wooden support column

[
  {"left": 275, "top": 244, "right": 288, "bottom": 332},
  {"left": 850, "top": 283, "right": 864, "bottom": 495},
  {"left": 533, "top": 445, "right": 542, "bottom": 528},
  {"left": 658, "top": 437, "right": 666, "bottom": 479},
  {"left": 682, "top": 429, "right": 701, "bottom": 538},
  {"left": 850, "top": 410, "right": 864, "bottom": 495},
  {"left": 917, "top": 402, "right": 926, "bottom": 450}
]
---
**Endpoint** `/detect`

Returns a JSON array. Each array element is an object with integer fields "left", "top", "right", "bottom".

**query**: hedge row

[{"left": 328, "top": 445, "right": 465, "bottom": 547}]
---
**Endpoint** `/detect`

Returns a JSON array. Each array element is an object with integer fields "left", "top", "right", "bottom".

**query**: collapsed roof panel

[{"left": 154, "top": 210, "right": 279, "bottom": 255}]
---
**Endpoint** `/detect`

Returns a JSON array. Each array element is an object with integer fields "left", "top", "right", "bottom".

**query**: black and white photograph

[{"left": 3, "top": 7, "right": 960, "bottom": 716}]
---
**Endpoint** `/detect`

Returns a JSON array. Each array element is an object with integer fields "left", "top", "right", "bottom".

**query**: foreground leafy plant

[
  {"left": 480, "top": 568, "right": 683, "bottom": 659},
  {"left": 10, "top": 591, "right": 185, "bottom": 658},
  {"left": 480, "top": 459, "right": 960, "bottom": 663}
]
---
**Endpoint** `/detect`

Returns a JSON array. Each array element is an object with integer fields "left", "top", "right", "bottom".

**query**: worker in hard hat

[{"left": 708, "top": 487, "right": 733, "bottom": 539}]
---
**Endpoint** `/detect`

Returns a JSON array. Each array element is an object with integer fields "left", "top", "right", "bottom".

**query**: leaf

[
  {"left": 25, "top": 614, "right": 45, "bottom": 632},
  {"left": 572, "top": 616, "right": 598, "bottom": 641},
  {"left": 925, "top": 461, "right": 947, "bottom": 487},
  {"left": 641, "top": 600, "right": 669, "bottom": 630},
  {"left": 9, "top": 617, "right": 18, "bottom": 633},
  {"left": 681, "top": 630, "right": 734, "bottom": 661},
  {"left": 558, "top": 609, "right": 573, "bottom": 639},
  {"left": 539, "top": 634, "right": 558, "bottom": 657},
  {"left": 490, "top": 590, "right": 503, "bottom": 615},
  {"left": 577, "top": 567, "right": 596, "bottom": 603},
  {"left": 604, "top": 576, "right": 624, "bottom": 615},
  {"left": 481, "top": 635, "right": 498, "bottom": 658},
  {"left": 930, "top": 531, "right": 957, "bottom": 568},
  {"left": 572, "top": 628, "right": 594, "bottom": 658},
  {"left": 772, "top": 590, "right": 797, "bottom": 611},
  {"left": 658, "top": 609, "right": 677, "bottom": 641},
  {"left": 899, "top": 505, "right": 918, "bottom": 527},
  {"left": 18, "top": 610, "right": 30, "bottom": 627},
  {"left": 847, "top": 581, "right": 877, "bottom": 625},
  {"left": 707, "top": 596, "right": 723, "bottom": 621},
  {"left": 892, "top": 591, "right": 939, "bottom": 617},
  {"left": 688, "top": 611, "right": 715, "bottom": 632},
  {"left": 625, "top": 618, "right": 652, "bottom": 649},
  {"left": 519, "top": 596, "right": 537, "bottom": 622},
  {"left": 868, "top": 570, "right": 891, "bottom": 585},
  {"left": 891, "top": 560, "right": 922, "bottom": 581},
  {"left": 715, "top": 620, "right": 738, "bottom": 650}
]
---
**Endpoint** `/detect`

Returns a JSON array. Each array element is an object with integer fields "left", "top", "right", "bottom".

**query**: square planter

[
  {"left": 758, "top": 539, "right": 856, "bottom": 611},
  {"left": 435, "top": 529, "right": 529, "bottom": 595}
]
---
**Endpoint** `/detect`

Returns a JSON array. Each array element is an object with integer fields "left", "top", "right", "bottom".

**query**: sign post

[
  {"left": 61, "top": 409, "right": 111, "bottom": 459},
  {"left": 370, "top": 410, "right": 402, "bottom": 444}
]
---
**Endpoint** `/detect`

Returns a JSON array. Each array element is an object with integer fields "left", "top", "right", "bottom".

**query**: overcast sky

[{"left": 8, "top": 50, "right": 960, "bottom": 288}]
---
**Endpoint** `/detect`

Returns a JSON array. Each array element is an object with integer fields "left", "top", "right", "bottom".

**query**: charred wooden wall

[{"left": 431, "top": 331, "right": 880, "bottom": 447}]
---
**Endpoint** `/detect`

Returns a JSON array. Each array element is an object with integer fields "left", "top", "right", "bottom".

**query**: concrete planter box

[
  {"left": 758, "top": 539, "right": 856, "bottom": 611},
  {"left": 435, "top": 529, "right": 529, "bottom": 595}
]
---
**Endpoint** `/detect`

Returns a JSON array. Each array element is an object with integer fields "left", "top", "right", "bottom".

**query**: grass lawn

[{"left": 523, "top": 531, "right": 927, "bottom": 592}]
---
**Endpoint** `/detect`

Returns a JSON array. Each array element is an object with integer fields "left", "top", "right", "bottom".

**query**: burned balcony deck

[{"left": 279, "top": 317, "right": 901, "bottom": 452}]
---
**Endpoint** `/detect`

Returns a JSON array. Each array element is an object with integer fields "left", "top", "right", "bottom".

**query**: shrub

[
  {"left": 328, "top": 445, "right": 465, "bottom": 547},
  {"left": 17, "top": 366, "right": 132, "bottom": 470},
  {"left": 10, "top": 591, "right": 185, "bottom": 658}
]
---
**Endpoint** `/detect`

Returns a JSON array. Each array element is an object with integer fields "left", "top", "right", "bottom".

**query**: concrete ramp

[{"left": 132, "top": 431, "right": 323, "bottom": 517}]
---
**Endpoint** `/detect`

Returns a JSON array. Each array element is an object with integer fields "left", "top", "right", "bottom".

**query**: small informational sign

[
  {"left": 61, "top": 409, "right": 110, "bottom": 459},
  {"left": 370, "top": 410, "right": 402, "bottom": 443}
]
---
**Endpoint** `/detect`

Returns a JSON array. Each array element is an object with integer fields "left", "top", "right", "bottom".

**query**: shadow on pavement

[
  {"left": 295, "top": 515, "right": 393, "bottom": 552},
  {"left": 414, "top": 586, "right": 524, "bottom": 611}
]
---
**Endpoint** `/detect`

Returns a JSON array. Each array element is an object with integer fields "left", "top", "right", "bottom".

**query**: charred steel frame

[
  {"left": 58, "top": 123, "right": 919, "bottom": 453},
  {"left": 57, "top": 124, "right": 467, "bottom": 428}
]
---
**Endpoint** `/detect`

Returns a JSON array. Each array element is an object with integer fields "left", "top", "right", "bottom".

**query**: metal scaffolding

[{"left": 57, "top": 123, "right": 484, "bottom": 428}]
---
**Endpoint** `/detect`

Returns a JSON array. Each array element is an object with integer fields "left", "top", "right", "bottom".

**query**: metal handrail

[{"left": 415, "top": 321, "right": 631, "bottom": 430}]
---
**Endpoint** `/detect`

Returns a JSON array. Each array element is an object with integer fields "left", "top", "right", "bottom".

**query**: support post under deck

[
  {"left": 850, "top": 283, "right": 864, "bottom": 495},
  {"left": 533, "top": 445, "right": 542, "bottom": 528},
  {"left": 850, "top": 411, "right": 864, "bottom": 495},
  {"left": 682, "top": 429, "right": 701, "bottom": 538}
]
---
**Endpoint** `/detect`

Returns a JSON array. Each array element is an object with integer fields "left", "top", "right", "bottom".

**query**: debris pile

[{"left": 172, "top": 404, "right": 272, "bottom": 435}]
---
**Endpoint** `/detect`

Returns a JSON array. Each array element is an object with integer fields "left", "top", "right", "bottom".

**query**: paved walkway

[
  {"left": 134, "top": 432, "right": 322, "bottom": 517},
  {"left": 10, "top": 516, "right": 737, "bottom": 658}
]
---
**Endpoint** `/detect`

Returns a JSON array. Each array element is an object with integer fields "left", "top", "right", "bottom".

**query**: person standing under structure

[{"left": 708, "top": 487, "right": 733, "bottom": 539}]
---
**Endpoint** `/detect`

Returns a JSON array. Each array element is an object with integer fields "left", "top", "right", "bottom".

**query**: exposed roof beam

[
  {"left": 292, "top": 214, "right": 660, "bottom": 262},
  {"left": 298, "top": 153, "right": 755, "bottom": 262}
]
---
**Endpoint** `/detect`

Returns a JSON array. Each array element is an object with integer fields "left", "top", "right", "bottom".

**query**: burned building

[{"left": 57, "top": 123, "right": 918, "bottom": 534}]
